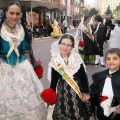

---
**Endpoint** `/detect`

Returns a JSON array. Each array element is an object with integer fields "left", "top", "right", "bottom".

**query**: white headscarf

[
  {"left": 50, "top": 33, "right": 76, "bottom": 57},
  {"left": 54, "top": 19, "right": 58, "bottom": 25},
  {"left": 74, "top": 16, "right": 84, "bottom": 52},
  {"left": 48, "top": 33, "right": 86, "bottom": 82}
]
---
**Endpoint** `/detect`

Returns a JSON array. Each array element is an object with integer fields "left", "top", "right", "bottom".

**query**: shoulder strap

[{"left": 52, "top": 56, "right": 83, "bottom": 100}]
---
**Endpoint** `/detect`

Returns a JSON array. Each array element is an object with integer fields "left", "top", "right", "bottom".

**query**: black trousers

[
  {"left": 63, "top": 27, "right": 67, "bottom": 34},
  {"left": 94, "top": 41, "right": 104, "bottom": 56}
]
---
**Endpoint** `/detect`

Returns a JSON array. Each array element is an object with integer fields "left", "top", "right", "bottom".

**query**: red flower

[
  {"left": 79, "top": 40, "right": 84, "bottom": 47},
  {"left": 41, "top": 88, "right": 57, "bottom": 104},
  {"left": 34, "top": 65, "right": 43, "bottom": 78}
]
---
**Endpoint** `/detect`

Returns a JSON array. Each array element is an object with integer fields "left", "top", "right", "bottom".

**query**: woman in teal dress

[{"left": 0, "top": 1, "right": 47, "bottom": 119}]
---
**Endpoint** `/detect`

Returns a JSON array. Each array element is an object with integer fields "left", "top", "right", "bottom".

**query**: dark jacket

[
  {"left": 90, "top": 68, "right": 120, "bottom": 119},
  {"left": 90, "top": 68, "right": 120, "bottom": 107},
  {"left": 96, "top": 23, "right": 106, "bottom": 44},
  {"left": 106, "top": 19, "right": 112, "bottom": 40}
]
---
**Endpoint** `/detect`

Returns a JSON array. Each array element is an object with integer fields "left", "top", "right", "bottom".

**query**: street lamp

[
  {"left": 31, "top": 1, "right": 33, "bottom": 32},
  {"left": 65, "top": 0, "right": 68, "bottom": 21},
  {"left": 79, "top": 0, "right": 81, "bottom": 21}
]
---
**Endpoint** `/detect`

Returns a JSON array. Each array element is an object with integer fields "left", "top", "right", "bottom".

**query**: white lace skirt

[{"left": 0, "top": 59, "right": 47, "bottom": 120}]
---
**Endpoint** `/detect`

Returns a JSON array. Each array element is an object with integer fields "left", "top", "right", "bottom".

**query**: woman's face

[
  {"left": 87, "top": 17, "right": 91, "bottom": 22},
  {"left": 6, "top": 4, "right": 21, "bottom": 26},
  {"left": 59, "top": 38, "right": 73, "bottom": 56},
  {"left": 106, "top": 53, "right": 120, "bottom": 72}
]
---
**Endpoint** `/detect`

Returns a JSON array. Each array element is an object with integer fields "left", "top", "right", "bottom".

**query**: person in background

[
  {"left": 0, "top": 1, "right": 47, "bottom": 119},
  {"left": 51, "top": 19, "right": 62, "bottom": 38},
  {"left": 26, "top": 22, "right": 32, "bottom": 32},
  {"left": 102, "top": 13, "right": 112, "bottom": 43},
  {"left": 47, "top": 20, "right": 53, "bottom": 36},
  {"left": 90, "top": 48, "right": 120, "bottom": 120},
  {"left": 39, "top": 22, "right": 48, "bottom": 37},
  {"left": 105, "top": 14, "right": 112, "bottom": 41},
  {"left": 48, "top": 33, "right": 90, "bottom": 120},
  {"left": 62, "top": 18, "right": 68, "bottom": 34},
  {"left": 94, "top": 15, "right": 106, "bottom": 67},
  {"left": 89, "top": 14, "right": 97, "bottom": 35},
  {"left": 33, "top": 23, "right": 39, "bottom": 37},
  {"left": 75, "top": 16, "right": 95, "bottom": 64}
]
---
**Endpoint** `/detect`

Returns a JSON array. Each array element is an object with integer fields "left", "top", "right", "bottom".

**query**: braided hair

[{"left": 0, "top": 1, "right": 37, "bottom": 67}]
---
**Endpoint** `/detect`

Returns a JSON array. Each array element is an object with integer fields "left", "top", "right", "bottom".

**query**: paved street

[{"left": 32, "top": 24, "right": 120, "bottom": 88}]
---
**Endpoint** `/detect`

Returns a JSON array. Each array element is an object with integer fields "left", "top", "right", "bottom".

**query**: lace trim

[
  {"left": 48, "top": 52, "right": 86, "bottom": 82},
  {"left": 0, "top": 24, "right": 25, "bottom": 46}
]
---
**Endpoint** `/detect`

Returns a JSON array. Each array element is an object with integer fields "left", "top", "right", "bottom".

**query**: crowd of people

[
  {"left": 75, "top": 13, "right": 113, "bottom": 67},
  {"left": 0, "top": 1, "right": 120, "bottom": 120},
  {"left": 25, "top": 18, "right": 71, "bottom": 38},
  {"left": 26, "top": 21, "right": 52, "bottom": 38}
]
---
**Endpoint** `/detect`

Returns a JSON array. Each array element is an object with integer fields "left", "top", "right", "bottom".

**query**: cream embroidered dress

[{"left": 0, "top": 24, "right": 47, "bottom": 120}]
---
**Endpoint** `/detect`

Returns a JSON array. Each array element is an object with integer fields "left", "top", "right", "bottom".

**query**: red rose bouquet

[
  {"left": 79, "top": 40, "right": 84, "bottom": 47},
  {"left": 41, "top": 88, "right": 57, "bottom": 104},
  {"left": 34, "top": 59, "right": 44, "bottom": 79}
]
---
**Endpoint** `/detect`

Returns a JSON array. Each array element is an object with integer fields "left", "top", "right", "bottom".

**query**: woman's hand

[
  {"left": 97, "top": 44, "right": 100, "bottom": 47},
  {"left": 83, "top": 94, "right": 90, "bottom": 101}
]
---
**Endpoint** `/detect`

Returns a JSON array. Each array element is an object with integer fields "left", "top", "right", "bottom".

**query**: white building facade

[{"left": 98, "top": 0, "right": 120, "bottom": 15}]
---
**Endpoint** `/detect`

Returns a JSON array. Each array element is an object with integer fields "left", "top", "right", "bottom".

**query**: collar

[
  {"left": 48, "top": 52, "right": 85, "bottom": 82},
  {"left": 92, "top": 68, "right": 120, "bottom": 84},
  {"left": 0, "top": 24, "right": 25, "bottom": 44}
]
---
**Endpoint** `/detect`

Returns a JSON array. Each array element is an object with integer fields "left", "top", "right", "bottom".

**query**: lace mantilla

[
  {"left": 50, "top": 33, "right": 76, "bottom": 57},
  {"left": 48, "top": 33, "right": 86, "bottom": 82},
  {"left": 48, "top": 52, "right": 86, "bottom": 82}
]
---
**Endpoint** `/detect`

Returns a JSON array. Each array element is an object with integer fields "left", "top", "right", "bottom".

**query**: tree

[
  {"left": 89, "top": 8, "right": 99, "bottom": 16},
  {"left": 113, "top": 3, "right": 120, "bottom": 19},
  {"left": 84, "top": 9, "right": 89, "bottom": 16},
  {"left": 105, "top": 5, "right": 113, "bottom": 18},
  {"left": 84, "top": 8, "right": 99, "bottom": 17}
]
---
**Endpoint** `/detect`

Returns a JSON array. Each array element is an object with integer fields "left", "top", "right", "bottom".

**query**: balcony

[{"left": 0, "top": 0, "right": 66, "bottom": 12}]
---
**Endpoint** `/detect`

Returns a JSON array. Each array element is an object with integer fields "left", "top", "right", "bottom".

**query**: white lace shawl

[
  {"left": 0, "top": 24, "right": 25, "bottom": 45},
  {"left": 74, "top": 22, "right": 83, "bottom": 52},
  {"left": 48, "top": 33, "right": 86, "bottom": 82},
  {"left": 47, "top": 52, "right": 86, "bottom": 82}
]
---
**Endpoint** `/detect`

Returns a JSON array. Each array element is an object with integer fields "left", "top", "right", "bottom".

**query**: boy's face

[{"left": 106, "top": 53, "right": 120, "bottom": 72}]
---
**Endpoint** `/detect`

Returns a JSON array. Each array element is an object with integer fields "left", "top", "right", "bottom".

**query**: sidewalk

[{"left": 33, "top": 25, "right": 76, "bottom": 41}]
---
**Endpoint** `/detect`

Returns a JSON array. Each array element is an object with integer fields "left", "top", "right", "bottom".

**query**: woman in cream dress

[{"left": 0, "top": 1, "right": 47, "bottom": 119}]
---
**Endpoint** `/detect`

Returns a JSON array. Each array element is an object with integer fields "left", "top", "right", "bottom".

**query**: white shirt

[
  {"left": 103, "top": 18, "right": 106, "bottom": 25},
  {"left": 63, "top": 20, "right": 68, "bottom": 27},
  {"left": 101, "top": 71, "right": 116, "bottom": 117}
]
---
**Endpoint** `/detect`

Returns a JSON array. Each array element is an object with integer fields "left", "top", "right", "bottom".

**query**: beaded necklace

[{"left": 5, "top": 20, "right": 16, "bottom": 33}]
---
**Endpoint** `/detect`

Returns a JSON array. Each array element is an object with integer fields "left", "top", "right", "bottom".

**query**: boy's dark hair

[
  {"left": 95, "top": 15, "right": 103, "bottom": 22},
  {"left": 105, "top": 48, "right": 120, "bottom": 60}
]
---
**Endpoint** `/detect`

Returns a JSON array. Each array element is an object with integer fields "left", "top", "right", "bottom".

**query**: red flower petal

[
  {"left": 34, "top": 65, "right": 43, "bottom": 78},
  {"left": 79, "top": 40, "right": 84, "bottom": 47},
  {"left": 57, "top": 64, "right": 60, "bottom": 66},
  {"left": 41, "top": 88, "right": 57, "bottom": 104}
]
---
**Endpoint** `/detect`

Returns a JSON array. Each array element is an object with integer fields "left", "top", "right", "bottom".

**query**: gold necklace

[{"left": 5, "top": 20, "right": 16, "bottom": 33}]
